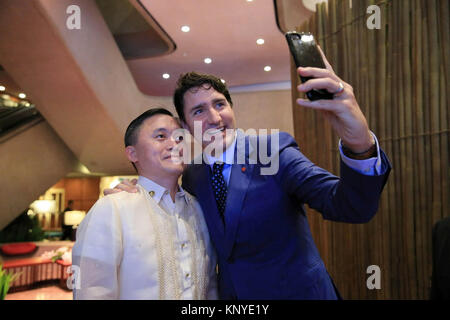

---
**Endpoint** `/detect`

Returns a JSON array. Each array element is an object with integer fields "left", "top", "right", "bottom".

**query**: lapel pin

[{"left": 149, "top": 191, "right": 155, "bottom": 197}]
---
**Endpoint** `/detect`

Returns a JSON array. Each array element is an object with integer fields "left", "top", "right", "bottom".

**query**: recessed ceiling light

[
  {"left": 0, "top": 85, "right": 5, "bottom": 91},
  {"left": 256, "top": 38, "right": 265, "bottom": 45},
  {"left": 18, "top": 93, "right": 26, "bottom": 99},
  {"left": 162, "top": 73, "right": 170, "bottom": 79},
  {"left": 181, "top": 25, "right": 190, "bottom": 32},
  {"left": 204, "top": 58, "right": 212, "bottom": 64},
  {"left": 264, "top": 66, "right": 271, "bottom": 72},
  {"left": 247, "top": 0, "right": 254, "bottom": 2}
]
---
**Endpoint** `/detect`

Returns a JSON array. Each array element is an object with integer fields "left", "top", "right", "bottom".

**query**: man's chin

[
  {"left": 161, "top": 157, "right": 183, "bottom": 169},
  {"left": 165, "top": 165, "right": 184, "bottom": 175},
  {"left": 202, "top": 141, "right": 226, "bottom": 153},
  {"left": 202, "top": 129, "right": 235, "bottom": 151}
]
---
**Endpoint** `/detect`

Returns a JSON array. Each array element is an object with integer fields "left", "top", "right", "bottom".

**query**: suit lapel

[
  {"left": 222, "top": 131, "right": 255, "bottom": 259},
  {"left": 223, "top": 161, "right": 254, "bottom": 259}
]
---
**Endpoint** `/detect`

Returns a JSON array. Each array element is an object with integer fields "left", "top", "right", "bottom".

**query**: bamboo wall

[{"left": 291, "top": 0, "right": 449, "bottom": 299}]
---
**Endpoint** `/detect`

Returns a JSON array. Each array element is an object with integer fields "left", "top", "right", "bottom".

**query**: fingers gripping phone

[{"left": 285, "top": 31, "right": 334, "bottom": 101}]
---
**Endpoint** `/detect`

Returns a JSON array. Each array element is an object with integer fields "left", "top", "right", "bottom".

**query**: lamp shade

[
  {"left": 64, "top": 210, "right": 86, "bottom": 226},
  {"left": 30, "top": 200, "right": 56, "bottom": 214}
]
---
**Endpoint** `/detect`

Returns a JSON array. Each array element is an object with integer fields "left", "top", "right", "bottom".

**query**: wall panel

[{"left": 292, "top": 0, "right": 449, "bottom": 299}]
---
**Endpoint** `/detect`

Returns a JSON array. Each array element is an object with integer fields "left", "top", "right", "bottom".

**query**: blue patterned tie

[{"left": 211, "top": 162, "right": 227, "bottom": 222}]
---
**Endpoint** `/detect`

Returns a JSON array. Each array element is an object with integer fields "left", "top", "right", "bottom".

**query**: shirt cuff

[{"left": 339, "top": 132, "right": 383, "bottom": 176}]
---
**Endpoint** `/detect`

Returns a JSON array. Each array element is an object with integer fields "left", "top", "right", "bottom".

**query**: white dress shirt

[{"left": 72, "top": 177, "right": 218, "bottom": 300}]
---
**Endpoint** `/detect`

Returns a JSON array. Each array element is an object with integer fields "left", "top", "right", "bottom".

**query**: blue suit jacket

[{"left": 182, "top": 131, "right": 391, "bottom": 299}]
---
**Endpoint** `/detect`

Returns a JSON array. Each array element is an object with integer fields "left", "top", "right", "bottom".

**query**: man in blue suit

[{"left": 110, "top": 54, "right": 391, "bottom": 299}]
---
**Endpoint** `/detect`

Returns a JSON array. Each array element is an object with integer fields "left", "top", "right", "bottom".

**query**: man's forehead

[
  {"left": 187, "top": 83, "right": 213, "bottom": 94},
  {"left": 142, "top": 114, "right": 180, "bottom": 131},
  {"left": 184, "top": 86, "right": 225, "bottom": 105}
]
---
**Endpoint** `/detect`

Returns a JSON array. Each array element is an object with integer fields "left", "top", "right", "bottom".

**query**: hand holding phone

[
  {"left": 286, "top": 31, "right": 375, "bottom": 156},
  {"left": 285, "top": 31, "right": 334, "bottom": 101}
]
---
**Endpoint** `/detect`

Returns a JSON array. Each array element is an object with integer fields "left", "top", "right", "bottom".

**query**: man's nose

[
  {"left": 207, "top": 108, "right": 221, "bottom": 125},
  {"left": 166, "top": 136, "right": 177, "bottom": 150}
]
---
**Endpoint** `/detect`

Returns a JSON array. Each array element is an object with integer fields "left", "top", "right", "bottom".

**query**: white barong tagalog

[{"left": 72, "top": 182, "right": 218, "bottom": 300}]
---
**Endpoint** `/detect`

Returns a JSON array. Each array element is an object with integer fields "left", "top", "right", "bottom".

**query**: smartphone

[{"left": 285, "top": 31, "right": 333, "bottom": 101}]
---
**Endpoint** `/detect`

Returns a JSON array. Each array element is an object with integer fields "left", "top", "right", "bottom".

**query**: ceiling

[
  {"left": 0, "top": 0, "right": 316, "bottom": 183},
  {"left": 0, "top": 0, "right": 315, "bottom": 101},
  {"left": 124, "top": 0, "right": 310, "bottom": 96}
]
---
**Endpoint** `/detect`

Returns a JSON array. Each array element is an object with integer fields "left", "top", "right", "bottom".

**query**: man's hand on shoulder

[{"left": 103, "top": 178, "right": 138, "bottom": 195}]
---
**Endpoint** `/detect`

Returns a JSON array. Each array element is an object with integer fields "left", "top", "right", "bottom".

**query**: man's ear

[{"left": 125, "top": 146, "right": 138, "bottom": 163}]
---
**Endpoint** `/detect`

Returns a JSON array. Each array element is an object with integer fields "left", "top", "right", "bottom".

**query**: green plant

[
  {"left": 0, "top": 264, "right": 21, "bottom": 300},
  {"left": 41, "top": 246, "right": 71, "bottom": 263},
  {"left": 51, "top": 251, "right": 64, "bottom": 263}
]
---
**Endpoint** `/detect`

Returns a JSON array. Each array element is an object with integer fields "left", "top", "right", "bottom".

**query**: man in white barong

[{"left": 72, "top": 108, "right": 218, "bottom": 300}]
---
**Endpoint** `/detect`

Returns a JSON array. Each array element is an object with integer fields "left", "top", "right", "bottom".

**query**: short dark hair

[
  {"left": 173, "top": 72, "right": 233, "bottom": 122},
  {"left": 124, "top": 108, "right": 173, "bottom": 171},
  {"left": 124, "top": 108, "right": 173, "bottom": 147}
]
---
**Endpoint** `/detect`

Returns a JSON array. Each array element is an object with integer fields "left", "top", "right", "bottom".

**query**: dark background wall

[{"left": 52, "top": 177, "right": 101, "bottom": 212}]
